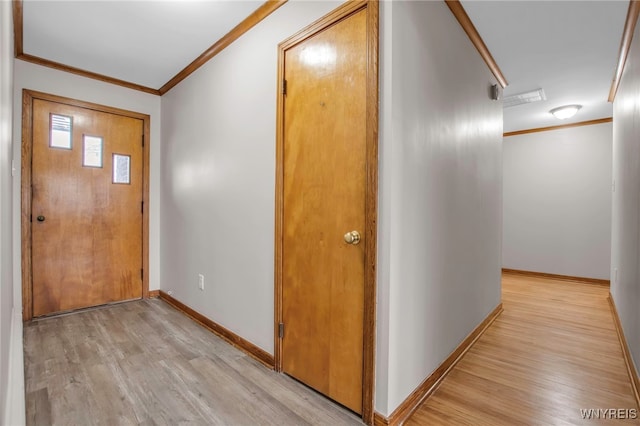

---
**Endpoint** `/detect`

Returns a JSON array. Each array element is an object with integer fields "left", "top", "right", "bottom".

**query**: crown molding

[
  {"left": 445, "top": 0, "right": 508, "bottom": 88},
  {"left": 609, "top": 0, "right": 640, "bottom": 102},
  {"left": 12, "top": 0, "right": 287, "bottom": 97},
  {"left": 503, "top": 117, "right": 613, "bottom": 137}
]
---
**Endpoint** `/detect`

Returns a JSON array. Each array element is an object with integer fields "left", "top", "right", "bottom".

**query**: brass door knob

[{"left": 344, "top": 230, "right": 361, "bottom": 245}]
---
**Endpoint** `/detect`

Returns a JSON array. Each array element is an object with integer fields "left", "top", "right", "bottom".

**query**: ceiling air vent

[{"left": 503, "top": 88, "right": 546, "bottom": 108}]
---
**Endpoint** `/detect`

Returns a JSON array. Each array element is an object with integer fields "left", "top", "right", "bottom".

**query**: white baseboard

[{"left": 3, "top": 308, "right": 24, "bottom": 426}]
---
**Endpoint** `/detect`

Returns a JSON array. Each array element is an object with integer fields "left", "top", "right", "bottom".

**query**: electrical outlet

[{"left": 198, "top": 274, "right": 205, "bottom": 291}]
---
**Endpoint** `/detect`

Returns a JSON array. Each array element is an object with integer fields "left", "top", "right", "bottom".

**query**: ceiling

[
  {"left": 22, "top": 0, "right": 263, "bottom": 89},
  {"left": 19, "top": 1, "right": 631, "bottom": 132},
  {"left": 462, "top": 0, "right": 628, "bottom": 132}
]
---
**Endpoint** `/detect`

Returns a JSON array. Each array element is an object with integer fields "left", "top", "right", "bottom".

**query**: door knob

[
  {"left": 36, "top": 215, "right": 45, "bottom": 222},
  {"left": 344, "top": 230, "right": 361, "bottom": 245}
]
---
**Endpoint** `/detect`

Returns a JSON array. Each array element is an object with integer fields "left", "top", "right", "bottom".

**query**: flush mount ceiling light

[
  {"left": 503, "top": 88, "right": 546, "bottom": 108},
  {"left": 550, "top": 104, "right": 582, "bottom": 120}
]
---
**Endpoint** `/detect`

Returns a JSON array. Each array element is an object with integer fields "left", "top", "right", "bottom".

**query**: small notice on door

[
  {"left": 113, "top": 154, "right": 131, "bottom": 184},
  {"left": 83, "top": 135, "right": 103, "bottom": 168}
]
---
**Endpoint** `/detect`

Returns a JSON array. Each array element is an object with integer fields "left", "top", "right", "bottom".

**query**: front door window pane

[
  {"left": 83, "top": 135, "right": 103, "bottom": 168},
  {"left": 50, "top": 114, "right": 72, "bottom": 149}
]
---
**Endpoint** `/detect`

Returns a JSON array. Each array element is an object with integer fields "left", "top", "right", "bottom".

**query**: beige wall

[{"left": 611, "top": 20, "right": 640, "bottom": 375}]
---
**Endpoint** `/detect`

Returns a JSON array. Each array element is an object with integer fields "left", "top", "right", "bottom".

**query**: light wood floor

[
  {"left": 407, "top": 273, "right": 640, "bottom": 425},
  {"left": 24, "top": 299, "right": 362, "bottom": 426},
  {"left": 25, "top": 274, "right": 640, "bottom": 425}
]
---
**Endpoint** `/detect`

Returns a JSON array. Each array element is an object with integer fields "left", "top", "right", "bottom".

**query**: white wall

[
  {"left": 160, "top": 1, "right": 341, "bottom": 355},
  {"left": 503, "top": 123, "right": 612, "bottom": 280},
  {"left": 375, "top": 0, "right": 393, "bottom": 413},
  {"left": 12, "top": 60, "right": 162, "bottom": 300},
  {"left": 1, "top": 0, "right": 17, "bottom": 422},
  {"left": 376, "top": 0, "right": 503, "bottom": 415},
  {"left": 611, "top": 21, "right": 640, "bottom": 377}
]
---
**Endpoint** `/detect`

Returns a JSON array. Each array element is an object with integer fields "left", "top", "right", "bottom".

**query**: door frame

[
  {"left": 273, "top": 1, "right": 379, "bottom": 423},
  {"left": 21, "top": 89, "right": 151, "bottom": 321}
]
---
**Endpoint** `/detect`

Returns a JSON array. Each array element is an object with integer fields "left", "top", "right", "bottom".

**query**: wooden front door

[
  {"left": 280, "top": 8, "right": 367, "bottom": 414},
  {"left": 30, "top": 98, "right": 144, "bottom": 317}
]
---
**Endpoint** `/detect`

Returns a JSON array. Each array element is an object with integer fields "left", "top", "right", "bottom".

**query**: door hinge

[
  {"left": 278, "top": 323, "right": 284, "bottom": 339},
  {"left": 141, "top": 201, "right": 144, "bottom": 214},
  {"left": 142, "top": 134, "right": 144, "bottom": 147},
  {"left": 141, "top": 268, "right": 144, "bottom": 280},
  {"left": 282, "top": 79, "right": 287, "bottom": 96}
]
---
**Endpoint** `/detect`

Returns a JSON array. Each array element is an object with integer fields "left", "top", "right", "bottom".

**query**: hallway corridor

[{"left": 407, "top": 273, "right": 639, "bottom": 425}]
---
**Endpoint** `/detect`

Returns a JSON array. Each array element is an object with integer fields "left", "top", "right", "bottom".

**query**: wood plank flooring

[
  {"left": 407, "top": 273, "right": 640, "bottom": 425},
  {"left": 24, "top": 299, "right": 362, "bottom": 426},
  {"left": 25, "top": 274, "right": 640, "bottom": 425}
]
